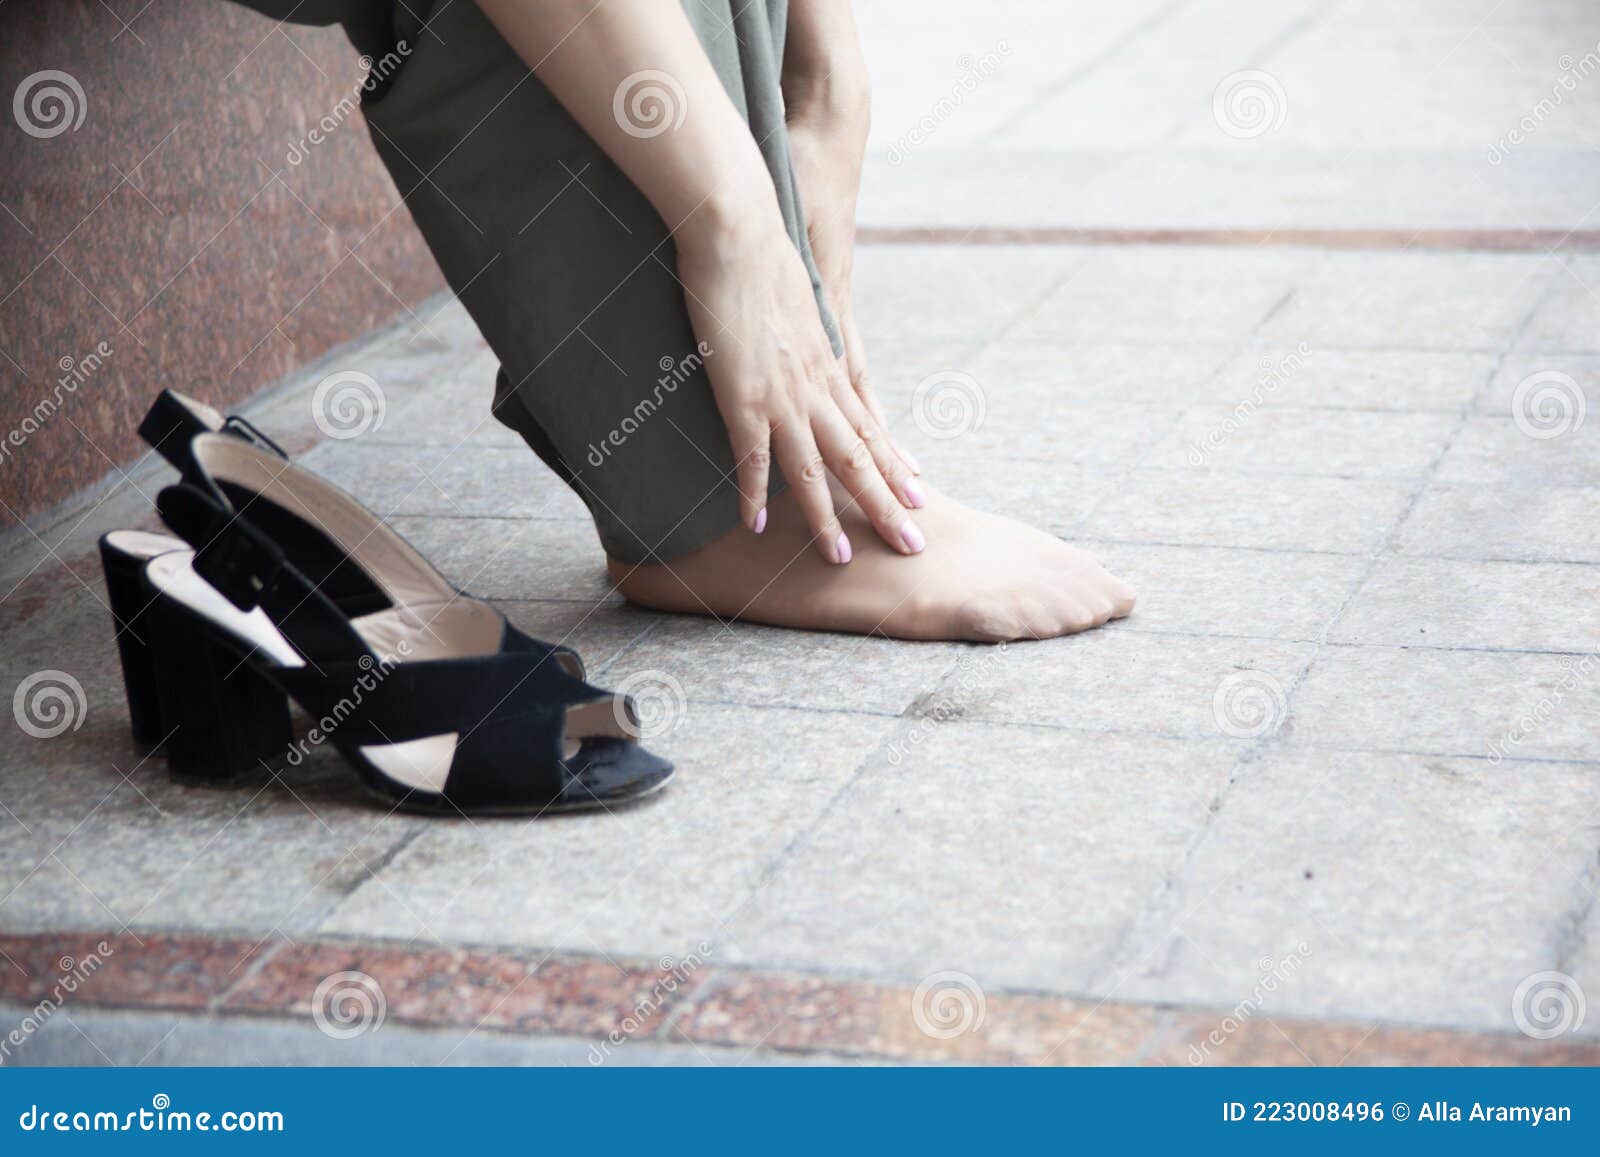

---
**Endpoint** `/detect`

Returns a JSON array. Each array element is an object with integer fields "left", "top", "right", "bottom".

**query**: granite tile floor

[
  {"left": 3, "top": 0, "right": 1600, "bottom": 1065},
  {"left": 2, "top": 238, "right": 1597, "bottom": 1065}
]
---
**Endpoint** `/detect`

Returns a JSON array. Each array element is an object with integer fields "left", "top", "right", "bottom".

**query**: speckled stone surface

[
  {"left": 317, "top": 706, "right": 901, "bottom": 957},
  {"left": 718, "top": 724, "right": 1245, "bottom": 990},
  {"left": 1108, "top": 748, "right": 1600, "bottom": 1032},
  {"left": 0, "top": 1, "right": 444, "bottom": 525},
  {"left": 1083, "top": 542, "right": 1368, "bottom": 640},
  {"left": 935, "top": 628, "right": 1314, "bottom": 738},
  {"left": 1394, "top": 485, "right": 1600, "bottom": 564},
  {"left": 1080, "top": 471, "right": 1417, "bottom": 554},
  {"left": 1331, "top": 557, "right": 1600, "bottom": 652}
]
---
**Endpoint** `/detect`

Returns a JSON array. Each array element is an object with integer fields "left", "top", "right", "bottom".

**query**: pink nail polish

[
  {"left": 900, "top": 519, "right": 925, "bottom": 554},
  {"left": 753, "top": 507, "right": 767, "bottom": 534},
  {"left": 836, "top": 532, "right": 852, "bottom": 564},
  {"left": 904, "top": 478, "right": 927, "bottom": 509}
]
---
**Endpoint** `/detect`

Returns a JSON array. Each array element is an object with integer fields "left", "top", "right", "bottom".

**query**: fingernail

[
  {"left": 753, "top": 507, "right": 767, "bottom": 534},
  {"left": 835, "top": 532, "right": 852, "bottom": 565},
  {"left": 903, "top": 477, "right": 927, "bottom": 509},
  {"left": 900, "top": 519, "right": 925, "bottom": 554},
  {"left": 903, "top": 448, "right": 923, "bottom": 474}
]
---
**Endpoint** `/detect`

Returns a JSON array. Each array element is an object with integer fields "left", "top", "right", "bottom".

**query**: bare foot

[{"left": 607, "top": 484, "right": 1135, "bottom": 642}]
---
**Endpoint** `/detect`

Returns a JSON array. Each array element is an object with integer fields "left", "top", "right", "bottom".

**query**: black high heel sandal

[
  {"left": 110, "top": 431, "right": 672, "bottom": 814},
  {"left": 102, "top": 390, "right": 586, "bottom": 747}
]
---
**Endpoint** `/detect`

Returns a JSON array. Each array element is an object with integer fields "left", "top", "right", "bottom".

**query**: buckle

[
  {"left": 221, "top": 415, "right": 289, "bottom": 460},
  {"left": 194, "top": 516, "right": 285, "bottom": 611}
]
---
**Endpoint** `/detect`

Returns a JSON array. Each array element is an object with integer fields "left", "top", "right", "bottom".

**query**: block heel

[
  {"left": 99, "top": 530, "right": 185, "bottom": 747},
  {"left": 147, "top": 593, "right": 293, "bottom": 788}
]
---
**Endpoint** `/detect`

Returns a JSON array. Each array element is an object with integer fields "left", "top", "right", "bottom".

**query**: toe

[
  {"left": 1105, "top": 576, "right": 1137, "bottom": 618},
  {"left": 1087, "top": 594, "right": 1118, "bottom": 626},
  {"left": 1057, "top": 543, "right": 1106, "bottom": 568},
  {"left": 1077, "top": 563, "right": 1136, "bottom": 621},
  {"left": 1016, "top": 595, "right": 1061, "bottom": 641},
  {"left": 954, "top": 595, "right": 1027, "bottom": 643},
  {"left": 1058, "top": 598, "right": 1098, "bottom": 635}
]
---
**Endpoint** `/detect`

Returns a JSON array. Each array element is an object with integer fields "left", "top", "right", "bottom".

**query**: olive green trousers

[{"left": 358, "top": 0, "right": 837, "bottom": 563}]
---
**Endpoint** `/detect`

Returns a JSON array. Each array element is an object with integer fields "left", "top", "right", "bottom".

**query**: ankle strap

[
  {"left": 163, "top": 484, "right": 287, "bottom": 610},
  {"left": 156, "top": 482, "right": 363, "bottom": 662},
  {"left": 140, "top": 390, "right": 287, "bottom": 480}
]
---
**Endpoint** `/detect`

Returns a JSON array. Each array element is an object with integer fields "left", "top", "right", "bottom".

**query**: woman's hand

[
  {"left": 675, "top": 208, "right": 925, "bottom": 564},
  {"left": 474, "top": 0, "right": 921, "bottom": 564}
]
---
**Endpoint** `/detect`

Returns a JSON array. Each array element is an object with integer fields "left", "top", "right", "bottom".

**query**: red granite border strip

[
  {"left": 668, "top": 971, "right": 1160, "bottom": 1064},
  {"left": 0, "top": 933, "right": 272, "bottom": 1014},
  {"left": 856, "top": 225, "right": 1600, "bottom": 252},
  {"left": 1147, "top": 1012, "right": 1600, "bottom": 1067},
  {"left": 1, "top": 932, "right": 1594, "bottom": 1065},
  {"left": 225, "top": 939, "right": 710, "bottom": 1041}
]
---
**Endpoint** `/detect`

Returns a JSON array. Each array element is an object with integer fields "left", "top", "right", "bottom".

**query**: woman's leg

[
  {"left": 362, "top": 1, "right": 1134, "bottom": 641},
  {"left": 363, "top": 1, "right": 752, "bottom": 564},
  {"left": 610, "top": 0, "right": 1132, "bottom": 640}
]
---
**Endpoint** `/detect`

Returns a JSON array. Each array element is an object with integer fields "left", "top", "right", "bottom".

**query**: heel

[
  {"left": 148, "top": 596, "right": 292, "bottom": 787},
  {"left": 99, "top": 534, "right": 168, "bottom": 747}
]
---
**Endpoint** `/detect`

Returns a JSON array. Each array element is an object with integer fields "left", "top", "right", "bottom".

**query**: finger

[
  {"left": 813, "top": 404, "right": 925, "bottom": 556},
  {"left": 829, "top": 379, "right": 926, "bottom": 511},
  {"left": 859, "top": 379, "right": 922, "bottom": 477},
  {"left": 771, "top": 417, "right": 850, "bottom": 564},
  {"left": 726, "top": 414, "right": 772, "bottom": 533},
  {"left": 840, "top": 317, "right": 921, "bottom": 476}
]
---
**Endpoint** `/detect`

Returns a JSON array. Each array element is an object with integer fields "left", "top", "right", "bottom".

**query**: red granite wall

[{"left": 0, "top": 0, "right": 445, "bottom": 526}]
